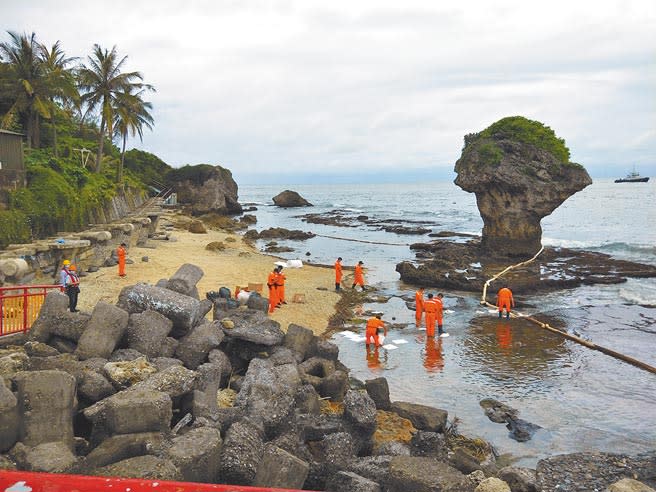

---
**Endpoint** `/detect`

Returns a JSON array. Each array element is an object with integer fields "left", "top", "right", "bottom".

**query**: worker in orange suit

[
  {"left": 276, "top": 265, "right": 287, "bottom": 305},
  {"left": 424, "top": 336, "right": 444, "bottom": 373},
  {"left": 117, "top": 242, "right": 127, "bottom": 277},
  {"left": 352, "top": 260, "right": 366, "bottom": 291},
  {"left": 424, "top": 293, "right": 437, "bottom": 337},
  {"left": 435, "top": 293, "right": 448, "bottom": 337},
  {"left": 415, "top": 287, "right": 425, "bottom": 327},
  {"left": 267, "top": 266, "right": 279, "bottom": 313},
  {"left": 335, "top": 257, "right": 343, "bottom": 292},
  {"left": 365, "top": 312, "right": 386, "bottom": 348},
  {"left": 496, "top": 284, "right": 515, "bottom": 319}
]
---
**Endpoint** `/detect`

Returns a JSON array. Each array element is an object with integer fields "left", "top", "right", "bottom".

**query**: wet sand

[{"left": 76, "top": 213, "right": 341, "bottom": 336}]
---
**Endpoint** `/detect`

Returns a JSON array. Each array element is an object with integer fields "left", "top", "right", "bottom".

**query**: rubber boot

[{"left": 498, "top": 311, "right": 502, "bottom": 318}]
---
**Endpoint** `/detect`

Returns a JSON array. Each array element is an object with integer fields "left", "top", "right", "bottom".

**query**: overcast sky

[{"left": 3, "top": 0, "right": 655, "bottom": 183}]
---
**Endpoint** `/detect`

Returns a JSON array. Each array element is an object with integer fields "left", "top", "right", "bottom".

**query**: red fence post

[{"left": 22, "top": 287, "right": 29, "bottom": 334}]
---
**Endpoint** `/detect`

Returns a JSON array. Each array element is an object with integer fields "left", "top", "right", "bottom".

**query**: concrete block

[
  {"left": 105, "top": 390, "right": 172, "bottom": 435},
  {"left": 76, "top": 302, "right": 129, "bottom": 360},
  {"left": 253, "top": 444, "right": 309, "bottom": 489},
  {"left": 14, "top": 370, "right": 76, "bottom": 448}
]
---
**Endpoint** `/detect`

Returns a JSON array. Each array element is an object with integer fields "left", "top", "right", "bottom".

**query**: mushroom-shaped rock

[
  {"left": 454, "top": 116, "right": 592, "bottom": 257},
  {"left": 272, "top": 190, "right": 313, "bottom": 208}
]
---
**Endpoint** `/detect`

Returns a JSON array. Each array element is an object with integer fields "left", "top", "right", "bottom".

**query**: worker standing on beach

[
  {"left": 496, "top": 284, "right": 515, "bottom": 319},
  {"left": 276, "top": 265, "right": 287, "bottom": 305},
  {"left": 352, "top": 260, "right": 366, "bottom": 291},
  {"left": 59, "top": 260, "right": 80, "bottom": 312},
  {"left": 335, "top": 257, "right": 343, "bottom": 292},
  {"left": 424, "top": 293, "right": 437, "bottom": 337},
  {"left": 267, "top": 266, "right": 279, "bottom": 313},
  {"left": 365, "top": 312, "right": 386, "bottom": 348},
  {"left": 117, "top": 242, "right": 127, "bottom": 277},
  {"left": 415, "top": 287, "right": 425, "bottom": 327}
]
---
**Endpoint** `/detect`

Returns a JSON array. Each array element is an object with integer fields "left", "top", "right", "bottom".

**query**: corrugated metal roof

[{"left": 0, "top": 129, "right": 24, "bottom": 136}]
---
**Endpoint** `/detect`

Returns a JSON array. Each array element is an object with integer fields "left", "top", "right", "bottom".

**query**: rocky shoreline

[{"left": 0, "top": 263, "right": 654, "bottom": 491}]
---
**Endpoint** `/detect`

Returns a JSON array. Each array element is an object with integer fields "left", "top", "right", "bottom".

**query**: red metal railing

[
  {"left": 0, "top": 284, "right": 63, "bottom": 336},
  {"left": 0, "top": 471, "right": 307, "bottom": 492}
]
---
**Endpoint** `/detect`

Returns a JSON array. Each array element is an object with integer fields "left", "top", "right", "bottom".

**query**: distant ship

[{"left": 615, "top": 169, "right": 649, "bottom": 183}]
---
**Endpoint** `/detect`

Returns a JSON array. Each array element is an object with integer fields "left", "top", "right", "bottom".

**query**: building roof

[{"left": 0, "top": 129, "right": 24, "bottom": 136}]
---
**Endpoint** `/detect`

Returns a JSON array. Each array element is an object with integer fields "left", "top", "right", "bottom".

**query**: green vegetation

[
  {"left": 0, "top": 31, "right": 159, "bottom": 249},
  {"left": 478, "top": 116, "right": 571, "bottom": 163},
  {"left": 477, "top": 142, "right": 503, "bottom": 166}
]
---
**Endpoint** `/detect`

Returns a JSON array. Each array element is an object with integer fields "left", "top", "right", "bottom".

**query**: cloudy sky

[{"left": 3, "top": 0, "right": 655, "bottom": 183}]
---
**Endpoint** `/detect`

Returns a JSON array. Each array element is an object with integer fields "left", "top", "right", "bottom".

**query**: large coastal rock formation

[
  {"left": 169, "top": 164, "right": 242, "bottom": 216},
  {"left": 454, "top": 116, "right": 592, "bottom": 257}
]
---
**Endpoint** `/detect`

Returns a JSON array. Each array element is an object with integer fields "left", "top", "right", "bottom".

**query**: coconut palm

[
  {"left": 38, "top": 40, "right": 78, "bottom": 156},
  {"left": 113, "top": 87, "right": 154, "bottom": 184},
  {"left": 77, "top": 44, "right": 149, "bottom": 173},
  {"left": 0, "top": 31, "right": 49, "bottom": 147}
]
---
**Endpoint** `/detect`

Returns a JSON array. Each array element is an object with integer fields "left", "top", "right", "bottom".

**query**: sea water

[{"left": 239, "top": 179, "right": 656, "bottom": 466}]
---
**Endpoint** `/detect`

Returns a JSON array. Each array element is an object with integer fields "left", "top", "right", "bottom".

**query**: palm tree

[
  {"left": 77, "top": 44, "right": 148, "bottom": 173},
  {"left": 0, "top": 31, "right": 49, "bottom": 147},
  {"left": 38, "top": 40, "right": 78, "bottom": 157},
  {"left": 113, "top": 87, "right": 154, "bottom": 184}
]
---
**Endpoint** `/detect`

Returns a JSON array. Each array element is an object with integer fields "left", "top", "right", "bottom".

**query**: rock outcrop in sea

[
  {"left": 169, "top": 164, "right": 242, "bottom": 216},
  {"left": 454, "top": 116, "right": 592, "bottom": 258},
  {"left": 0, "top": 263, "right": 654, "bottom": 491},
  {"left": 272, "top": 190, "right": 313, "bottom": 208}
]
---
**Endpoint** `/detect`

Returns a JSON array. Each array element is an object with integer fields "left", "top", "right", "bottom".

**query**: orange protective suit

[
  {"left": 424, "top": 337, "right": 444, "bottom": 373},
  {"left": 117, "top": 245, "right": 126, "bottom": 277},
  {"left": 267, "top": 271, "right": 278, "bottom": 313},
  {"left": 365, "top": 316, "right": 385, "bottom": 347},
  {"left": 415, "top": 289, "right": 424, "bottom": 327},
  {"left": 335, "top": 260, "right": 342, "bottom": 288},
  {"left": 353, "top": 264, "right": 365, "bottom": 287},
  {"left": 497, "top": 287, "right": 514, "bottom": 316},
  {"left": 424, "top": 299, "right": 437, "bottom": 337},
  {"left": 277, "top": 271, "right": 286, "bottom": 304}
]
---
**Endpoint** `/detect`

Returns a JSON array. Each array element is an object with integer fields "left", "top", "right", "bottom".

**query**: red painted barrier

[
  {"left": 0, "top": 471, "right": 309, "bottom": 492},
  {"left": 0, "top": 285, "right": 63, "bottom": 336}
]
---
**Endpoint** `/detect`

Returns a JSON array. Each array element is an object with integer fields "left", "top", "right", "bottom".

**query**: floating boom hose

[
  {"left": 314, "top": 233, "right": 410, "bottom": 247},
  {"left": 481, "top": 247, "right": 656, "bottom": 374}
]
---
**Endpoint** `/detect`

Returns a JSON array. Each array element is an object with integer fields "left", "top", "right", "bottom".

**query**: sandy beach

[{"left": 76, "top": 212, "right": 342, "bottom": 336}]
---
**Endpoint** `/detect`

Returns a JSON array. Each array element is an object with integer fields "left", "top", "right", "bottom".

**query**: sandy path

[{"left": 77, "top": 215, "right": 341, "bottom": 336}]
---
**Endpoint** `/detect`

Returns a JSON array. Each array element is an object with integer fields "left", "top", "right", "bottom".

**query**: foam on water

[{"left": 619, "top": 279, "right": 656, "bottom": 307}]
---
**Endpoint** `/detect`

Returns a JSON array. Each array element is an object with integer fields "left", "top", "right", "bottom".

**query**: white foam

[
  {"left": 382, "top": 344, "right": 398, "bottom": 350},
  {"left": 619, "top": 280, "right": 656, "bottom": 307}
]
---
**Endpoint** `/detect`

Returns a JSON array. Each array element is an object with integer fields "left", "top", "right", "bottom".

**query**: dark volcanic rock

[
  {"left": 272, "top": 190, "right": 313, "bottom": 207},
  {"left": 454, "top": 116, "right": 592, "bottom": 257},
  {"left": 169, "top": 164, "right": 242, "bottom": 216}
]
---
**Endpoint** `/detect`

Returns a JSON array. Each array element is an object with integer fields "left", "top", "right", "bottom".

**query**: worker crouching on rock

[{"left": 365, "top": 312, "right": 386, "bottom": 349}]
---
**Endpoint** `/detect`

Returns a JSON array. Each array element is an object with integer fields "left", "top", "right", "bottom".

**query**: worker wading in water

[
  {"left": 365, "top": 313, "right": 386, "bottom": 348},
  {"left": 352, "top": 260, "right": 366, "bottom": 291},
  {"left": 335, "top": 257, "right": 343, "bottom": 292},
  {"left": 424, "top": 293, "right": 437, "bottom": 337},
  {"left": 117, "top": 242, "right": 127, "bottom": 277},
  {"left": 415, "top": 287, "right": 425, "bottom": 327},
  {"left": 434, "top": 293, "right": 448, "bottom": 337},
  {"left": 496, "top": 284, "right": 515, "bottom": 319}
]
